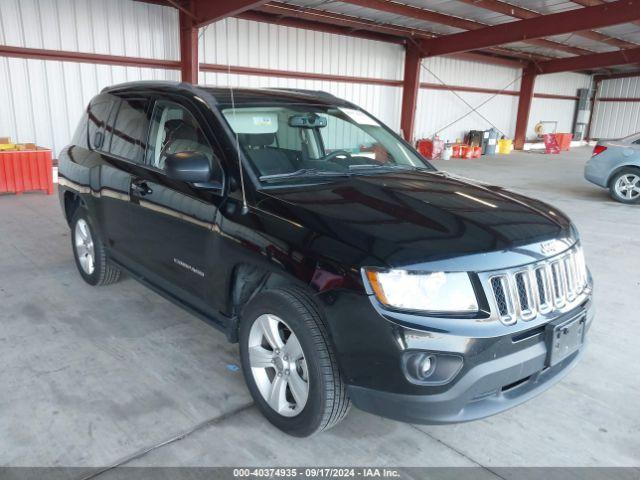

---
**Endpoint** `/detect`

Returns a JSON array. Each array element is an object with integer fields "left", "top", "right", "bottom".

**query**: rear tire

[
  {"left": 71, "top": 209, "right": 121, "bottom": 286},
  {"left": 609, "top": 168, "right": 640, "bottom": 204},
  {"left": 239, "top": 286, "right": 350, "bottom": 437}
]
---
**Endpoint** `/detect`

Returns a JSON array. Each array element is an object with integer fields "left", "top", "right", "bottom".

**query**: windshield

[{"left": 220, "top": 104, "right": 432, "bottom": 182}]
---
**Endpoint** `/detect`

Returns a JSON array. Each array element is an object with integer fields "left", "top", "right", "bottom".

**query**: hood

[{"left": 256, "top": 170, "right": 575, "bottom": 269}]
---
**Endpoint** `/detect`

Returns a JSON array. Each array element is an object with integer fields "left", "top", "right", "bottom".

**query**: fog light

[
  {"left": 402, "top": 351, "right": 464, "bottom": 386},
  {"left": 406, "top": 352, "right": 436, "bottom": 381}
]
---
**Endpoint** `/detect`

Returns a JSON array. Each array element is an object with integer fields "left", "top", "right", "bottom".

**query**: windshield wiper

[
  {"left": 259, "top": 168, "right": 351, "bottom": 182},
  {"left": 348, "top": 164, "right": 431, "bottom": 173}
]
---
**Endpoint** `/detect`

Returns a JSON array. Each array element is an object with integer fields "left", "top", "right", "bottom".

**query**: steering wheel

[{"left": 323, "top": 150, "right": 352, "bottom": 163}]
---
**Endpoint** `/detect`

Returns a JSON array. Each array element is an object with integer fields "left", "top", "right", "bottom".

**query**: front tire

[
  {"left": 609, "top": 168, "right": 640, "bottom": 204},
  {"left": 239, "top": 287, "right": 350, "bottom": 437},
  {"left": 71, "top": 209, "right": 121, "bottom": 286}
]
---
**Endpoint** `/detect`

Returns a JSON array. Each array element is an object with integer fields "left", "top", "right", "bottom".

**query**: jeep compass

[{"left": 58, "top": 82, "right": 593, "bottom": 437}]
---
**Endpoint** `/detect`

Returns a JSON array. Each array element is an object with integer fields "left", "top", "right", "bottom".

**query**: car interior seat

[{"left": 239, "top": 133, "right": 295, "bottom": 176}]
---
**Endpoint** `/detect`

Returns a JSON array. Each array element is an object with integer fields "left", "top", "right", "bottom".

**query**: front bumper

[{"left": 346, "top": 304, "right": 593, "bottom": 425}]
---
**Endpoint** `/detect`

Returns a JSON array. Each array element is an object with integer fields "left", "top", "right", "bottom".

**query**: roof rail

[
  {"left": 101, "top": 80, "right": 199, "bottom": 94},
  {"left": 271, "top": 88, "right": 341, "bottom": 102}
]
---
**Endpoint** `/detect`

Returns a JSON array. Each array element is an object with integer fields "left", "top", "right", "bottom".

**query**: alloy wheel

[
  {"left": 248, "top": 314, "right": 309, "bottom": 417},
  {"left": 74, "top": 218, "right": 95, "bottom": 275},
  {"left": 614, "top": 174, "right": 640, "bottom": 200}
]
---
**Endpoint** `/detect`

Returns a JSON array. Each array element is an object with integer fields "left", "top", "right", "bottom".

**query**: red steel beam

[
  {"left": 420, "top": 0, "right": 640, "bottom": 56},
  {"left": 419, "top": 82, "right": 579, "bottom": 100},
  {"left": 400, "top": 43, "right": 422, "bottom": 142},
  {"left": 179, "top": 3, "right": 198, "bottom": 83},
  {"left": 514, "top": 67, "right": 536, "bottom": 150},
  {"left": 192, "top": 0, "right": 270, "bottom": 28},
  {"left": 451, "top": 52, "right": 525, "bottom": 69},
  {"left": 455, "top": 0, "right": 638, "bottom": 49},
  {"left": 571, "top": 0, "right": 640, "bottom": 27},
  {"left": 200, "top": 62, "right": 403, "bottom": 86},
  {"left": 0, "top": 44, "right": 180, "bottom": 69},
  {"left": 340, "top": 0, "right": 593, "bottom": 56},
  {"left": 593, "top": 70, "right": 640, "bottom": 81},
  {"left": 535, "top": 47, "right": 640, "bottom": 73}
]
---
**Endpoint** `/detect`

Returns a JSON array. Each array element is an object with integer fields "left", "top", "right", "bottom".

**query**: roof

[
  {"left": 199, "top": 87, "right": 353, "bottom": 106},
  {"left": 102, "top": 81, "right": 354, "bottom": 106},
  {"left": 138, "top": 0, "right": 640, "bottom": 75},
  {"left": 238, "top": 0, "right": 640, "bottom": 74}
]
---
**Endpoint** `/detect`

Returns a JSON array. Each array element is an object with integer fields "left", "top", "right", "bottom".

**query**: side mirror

[{"left": 165, "top": 152, "right": 212, "bottom": 183}]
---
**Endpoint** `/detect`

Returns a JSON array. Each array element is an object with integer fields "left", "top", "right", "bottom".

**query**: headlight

[{"left": 365, "top": 269, "right": 478, "bottom": 313}]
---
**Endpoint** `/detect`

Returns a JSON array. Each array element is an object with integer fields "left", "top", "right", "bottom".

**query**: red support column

[
  {"left": 514, "top": 66, "right": 536, "bottom": 150},
  {"left": 400, "top": 43, "right": 422, "bottom": 143},
  {"left": 179, "top": 4, "right": 198, "bottom": 84}
]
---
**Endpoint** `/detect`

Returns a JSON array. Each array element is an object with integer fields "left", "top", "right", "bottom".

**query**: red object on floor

[
  {"left": 0, "top": 148, "right": 54, "bottom": 195},
  {"left": 543, "top": 134, "right": 561, "bottom": 154},
  {"left": 416, "top": 138, "right": 444, "bottom": 159},
  {"left": 472, "top": 146, "right": 482, "bottom": 158},
  {"left": 555, "top": 133, "right": 573, "bottom": 151}
]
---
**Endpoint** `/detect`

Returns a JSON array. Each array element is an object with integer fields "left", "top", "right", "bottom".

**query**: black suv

[{"left": 58, "top": 82, "right": 593, "bottom": 437}]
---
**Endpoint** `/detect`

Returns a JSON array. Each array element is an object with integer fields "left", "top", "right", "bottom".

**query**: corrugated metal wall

[
  {"left": 0, "top": 0, "right": 179, "bottom": 157},
  {"left": 198, "top": 18, "right": 404, "bottom": 133},
  {"left": 590, "top": 76, "right": 640, "bottom": 139},
  {"left": 415, "top": 57, "right": 520, "bottom": 142},
  {"left": 0, "top": 0, "right": 178, "bottom": 57},
  {"left": 528, "top": 72, "right": 593, "bottom": 139},
  {"left": 414, "top": 58, "right": 591, "bottom": 143}
]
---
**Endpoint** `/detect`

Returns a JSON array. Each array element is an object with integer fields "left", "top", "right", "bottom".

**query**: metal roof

[{"left": 270, "top": 0, "right": 640, "bottom": 73}]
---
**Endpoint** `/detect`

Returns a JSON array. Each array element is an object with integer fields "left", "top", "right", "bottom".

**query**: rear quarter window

[
  {"left": 87, "top": 94, "right": 117, "bottom": 151},
  {"left": 71, "top": 111, "right": 89, "bottom": 149}
]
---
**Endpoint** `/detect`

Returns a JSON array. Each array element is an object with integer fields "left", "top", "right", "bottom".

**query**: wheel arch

[
  {"left": 226, "top": 263, "right": 318, "bottom": 343},
  {"left": 607, "top": 163, "right": 640, "bottom": 187}
]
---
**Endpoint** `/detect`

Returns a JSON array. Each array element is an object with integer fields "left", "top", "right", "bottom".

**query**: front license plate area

[{"left": 545, "top": 315, "right": 585, "bottom": 367}]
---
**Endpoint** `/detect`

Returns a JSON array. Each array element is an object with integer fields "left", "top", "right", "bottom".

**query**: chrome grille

[
  {"left": 488, "top": 246, "right": 588, "bottom": 325},
  {"left": 490, "top": 276, "right": 512, "bottom": 323}
]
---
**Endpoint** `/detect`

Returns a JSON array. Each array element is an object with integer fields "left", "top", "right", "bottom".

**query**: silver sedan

[{"left": 585, "top": 132, "right": 640, "bottom": 204}]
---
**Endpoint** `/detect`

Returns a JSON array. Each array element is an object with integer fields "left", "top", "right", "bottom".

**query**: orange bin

[
  {"left": 554, "top": 133, "right": 573, "bottom": 151},
  {"left": 0, "top": 148, "right": 54, "bottom": 195}
]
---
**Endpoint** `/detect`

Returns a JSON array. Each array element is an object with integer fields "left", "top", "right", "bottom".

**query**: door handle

[{"left": 132, "top": 181, "right": 153, "bottom": 196}]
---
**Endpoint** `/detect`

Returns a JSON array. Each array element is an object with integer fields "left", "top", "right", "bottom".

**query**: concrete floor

[{"left": 0, "top": 146, "right": 639, "bottom": 470}]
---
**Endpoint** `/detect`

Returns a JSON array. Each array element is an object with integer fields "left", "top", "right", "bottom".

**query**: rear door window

[{"left": 109, "top": 97, "right": 151, "bottom": 163}]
